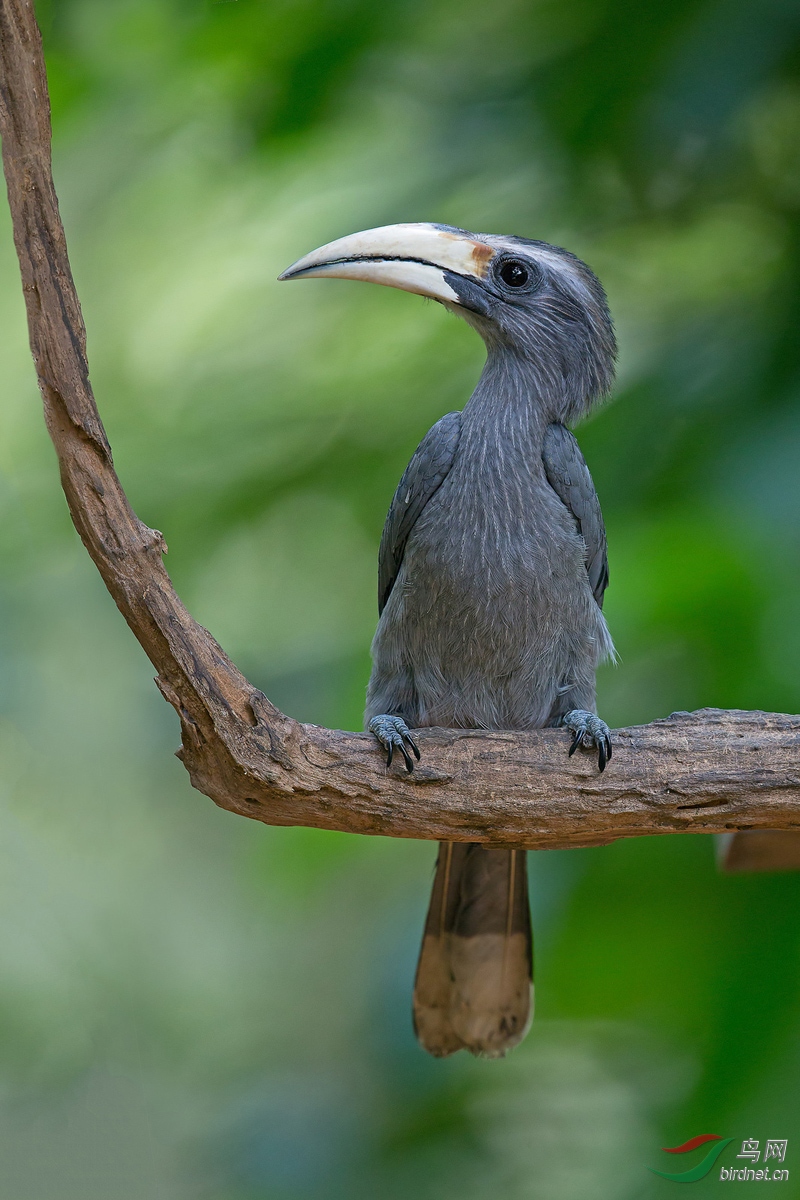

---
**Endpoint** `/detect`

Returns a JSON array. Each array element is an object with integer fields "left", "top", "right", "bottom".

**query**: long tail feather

[{"left": 413, "top": 842, "right": 533, "bottom": 1058}]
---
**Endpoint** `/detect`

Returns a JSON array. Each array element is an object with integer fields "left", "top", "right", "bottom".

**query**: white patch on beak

[{"left": 279, "top": 222, "right": 495, "bottom": 306}]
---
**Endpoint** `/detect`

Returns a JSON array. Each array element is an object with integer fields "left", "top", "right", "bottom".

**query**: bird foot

[
  {"left": 369, "top": 714, "right": 421, "bottom": 773},
  {"left": 563, "top": 710, "right": 612, "bottom": 773}
]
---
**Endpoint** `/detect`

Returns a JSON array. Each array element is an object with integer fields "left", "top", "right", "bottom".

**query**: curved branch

[{"left": 2, "top": 1, "right": 800, "bottom": 854}]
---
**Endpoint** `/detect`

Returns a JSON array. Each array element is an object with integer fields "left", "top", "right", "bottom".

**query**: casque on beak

[{"left": 278, "top": 222, "right": 496, "bottom": 306}]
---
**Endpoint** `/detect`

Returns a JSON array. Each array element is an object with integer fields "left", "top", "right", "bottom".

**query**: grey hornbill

[{"left": 280, "top": 223, "right": 616, "bottom": 1058}]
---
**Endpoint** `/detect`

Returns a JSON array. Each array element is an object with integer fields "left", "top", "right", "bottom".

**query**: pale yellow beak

[{"left": 278, "top": 222, "right": 495, "bottom": 306}]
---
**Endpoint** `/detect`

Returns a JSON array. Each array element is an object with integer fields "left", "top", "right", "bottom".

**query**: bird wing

[
  {"left": 378, "top": 411, "right": 462, "bottom": 614},
  {"left": 542, "top": 422, "right": 609, "bottom": 608}
]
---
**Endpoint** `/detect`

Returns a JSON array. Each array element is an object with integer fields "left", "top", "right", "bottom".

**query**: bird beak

[{"left": 278, "top": 223, "right": 495, "bottom": 306}]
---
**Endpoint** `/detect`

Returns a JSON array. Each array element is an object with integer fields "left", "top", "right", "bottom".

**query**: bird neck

[{"left": 463, "top": 347, "right": 573, "bottom": 439}]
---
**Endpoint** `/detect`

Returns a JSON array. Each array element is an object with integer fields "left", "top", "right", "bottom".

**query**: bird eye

[{"left": 498, "top": 259, "right": 532, "bottom": 289}]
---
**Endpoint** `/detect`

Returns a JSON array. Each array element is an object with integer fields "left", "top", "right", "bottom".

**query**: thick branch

[{"left": 2, "top": 3, "right": 800, "bottom": 852}]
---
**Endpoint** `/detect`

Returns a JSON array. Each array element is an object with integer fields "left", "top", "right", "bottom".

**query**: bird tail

[{"left": 412, "top": 842, "right": 533, "bottom": 1058}]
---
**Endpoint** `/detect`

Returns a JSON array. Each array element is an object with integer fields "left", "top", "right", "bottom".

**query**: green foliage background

[{"left": 1, "top": 0, "right": 800, "bottom": 1194}]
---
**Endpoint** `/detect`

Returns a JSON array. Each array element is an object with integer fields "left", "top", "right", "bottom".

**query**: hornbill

[{"left": 280, "top": 223, "right": 616, "bottom": 1058}]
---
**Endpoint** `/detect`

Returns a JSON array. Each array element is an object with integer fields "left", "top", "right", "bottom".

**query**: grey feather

[
  {"left": 542, "top": 422, "right": 609, "bottom": 608},
  {"left": 378, "top": 411, "right": 461, "bottom": 614},
  {"left": 365, "top": 363, "right": 614, "bottom": 732}
]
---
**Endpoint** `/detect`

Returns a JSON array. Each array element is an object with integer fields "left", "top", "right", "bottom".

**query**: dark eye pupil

[{"left": 499, "top": 260, "right": 530, "bottom": 288}]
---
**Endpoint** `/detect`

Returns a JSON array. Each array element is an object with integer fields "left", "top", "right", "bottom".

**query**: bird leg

[
  {"left": 563, "top": 710, "right": 612, "bottom": 773},
  {"left": 369, "top": 714, "right": 421, "bottom": 773}
]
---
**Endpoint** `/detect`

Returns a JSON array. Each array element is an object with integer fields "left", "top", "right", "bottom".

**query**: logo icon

[
  {"left": 648, "top": 1135, "right": 734, "bottom": 1182},
  {"left": 648, "top": 1136, "right": 789, "bottom": 1183}
]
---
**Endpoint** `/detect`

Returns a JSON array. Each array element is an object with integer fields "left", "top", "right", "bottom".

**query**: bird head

[{"left": 279, "top": 222, "right": 616, "bottom": 421}]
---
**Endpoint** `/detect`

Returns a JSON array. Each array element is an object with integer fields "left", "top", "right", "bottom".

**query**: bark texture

[{"left": 2, "top": 1, "right": 800, "bottom": 854}]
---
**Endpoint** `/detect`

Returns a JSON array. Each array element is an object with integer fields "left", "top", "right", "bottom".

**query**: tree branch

[{"left": 2, "top": 0, "right": 800, "bottom": 854}]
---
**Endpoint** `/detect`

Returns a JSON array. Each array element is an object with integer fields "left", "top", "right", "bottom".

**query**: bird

[{"left": 280, "top": 222, "right": 616, "bottom": 1058}]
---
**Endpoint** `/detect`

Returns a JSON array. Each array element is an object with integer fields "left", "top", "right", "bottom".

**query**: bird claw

[
  {"left": 369, "top": 715, "right": 421, "bottom": 774},
  {"left": 563, "top": 710, "right": 612, "bottom": 773}
]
